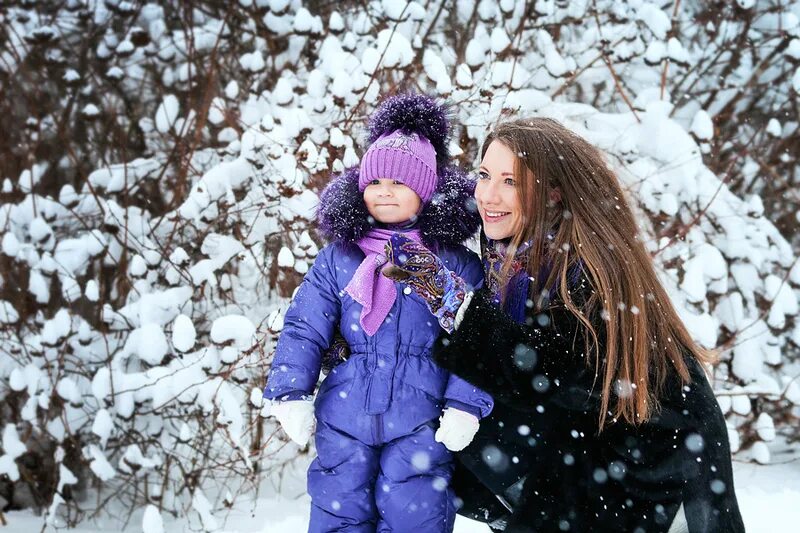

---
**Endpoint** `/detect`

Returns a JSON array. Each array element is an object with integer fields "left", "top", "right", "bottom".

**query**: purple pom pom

[{"left": 366, "top": 93, "right": 451, "bottom": 170}]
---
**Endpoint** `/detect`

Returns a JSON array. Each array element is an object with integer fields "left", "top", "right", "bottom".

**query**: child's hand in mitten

[
  {"left": 382, "top": 232, "right": 467, "bottom": 332},
  {"left": 434, "top": 408, "right": 480, "bottom": 452},
  {"left": 270, "top": 400, "right": 316, "bottom": 446}
]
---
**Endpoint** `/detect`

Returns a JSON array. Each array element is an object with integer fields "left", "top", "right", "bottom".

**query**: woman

[{"left": 382, "top": 118, "right": 745, "bottom": 532}]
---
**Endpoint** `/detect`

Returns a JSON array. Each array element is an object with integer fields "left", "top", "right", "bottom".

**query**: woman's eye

[
  {"left": 504, "top": 178, "right": 516, "bottom": 186},
  {"left": 477, "top": 171, "right": 489, "bottom": 180}
]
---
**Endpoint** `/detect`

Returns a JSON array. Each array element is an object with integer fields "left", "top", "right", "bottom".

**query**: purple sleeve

[
  {"left": 443, "top": 399, "right": 482, "bottom": 418},
  {"left": 444, "top": 375, "right": 494, "bottom": 418},
  {"left": 263, "top": 245, "right": 341, "bottom": 400},
  {"left": 274, "top": 391, "right": 313, "bottom": 402},
  {"left": 441, "top": 248, "right": 493, "bottom": 418}
]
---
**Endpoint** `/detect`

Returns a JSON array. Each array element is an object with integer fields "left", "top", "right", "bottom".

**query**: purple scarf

[
  {"left": 483, "top": 239, "right": 533, "bottom": 324},
  {"left": 345, "top": 227, "right": 422, "bottom": 336},
  {"left": 484, "top": 238, "right": 584, "bottom": 323}
]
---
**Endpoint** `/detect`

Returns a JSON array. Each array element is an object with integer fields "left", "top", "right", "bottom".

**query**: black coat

[{"left": 433, "top": 277, "right": 745, "bottom": 533}]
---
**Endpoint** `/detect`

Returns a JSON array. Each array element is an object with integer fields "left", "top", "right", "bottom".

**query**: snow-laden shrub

[{"left": 0, "top": 0, "right": 798, "bottom": 528}]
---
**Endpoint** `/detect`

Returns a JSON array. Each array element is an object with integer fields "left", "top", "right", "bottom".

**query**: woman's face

[
  {"left": 475, "top": 140, "right": 522, "bottom": 240},
  {"left": 363, "top": 179, "right": 421, "bottom": 223}
]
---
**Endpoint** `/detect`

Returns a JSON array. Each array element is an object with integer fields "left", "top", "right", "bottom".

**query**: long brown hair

[{"left": 481, "top": 117, "right": 715, "bottom": 429}]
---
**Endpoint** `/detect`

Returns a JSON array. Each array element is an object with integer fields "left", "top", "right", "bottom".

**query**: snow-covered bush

[{"left": 0, "top": 0, "right": 798, "bottom": 528}]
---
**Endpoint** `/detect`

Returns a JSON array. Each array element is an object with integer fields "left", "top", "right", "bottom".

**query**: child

[{"left": 263, "top": 94, "right": 494, "bottom": 533}]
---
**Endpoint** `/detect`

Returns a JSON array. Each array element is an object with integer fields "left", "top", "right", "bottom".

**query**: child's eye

[
  {"left": 392, "top": 180, "right": 402, "bottom": 185},
  {"left": 369, "top": 179, "right": 380, "bottom": 185}
]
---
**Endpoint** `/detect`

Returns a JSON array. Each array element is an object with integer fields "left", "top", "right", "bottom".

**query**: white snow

[
  {"left": 667, "top": 37, "right": 690, "bottom": 64},
  {"left": 537, "top": 30, "right": 568, "bottom": 77},
  {"left": 91, "top": 409, "right": 114, "bottom": 448},
  {"left": 192, "top": 488, "right": 219, "bottom": 531},
  {"left": 2, "top": 231, "right": 20, "bottom": 257},
  {"left": 329, "top": 11, "right": 344, "bottom": 32},
  {"left": 82, "top": 104, "right": 101, "bottom": 117},
  {"left": 766, "top": 118, "right": 782, "bottom": 137},
  {"left": 293, "top": 8, "right": 322, "bottom": 34},
  {"left": 42, "top": 309, "right": 71, "bottom": 345},
  {"left": 0, "top": 424, "right": 26, "bottom": 481},
  {"left": 142, "top": 505, "right": 165, "bottom": 533},
  {"left": 755, "top": 412, "right": 776, "bottom": 442},
  {"left": 0, "top": 300, "right": 19, "bottom": 324},
  {"left": 368, "top": 29, "right": 414, "bottom": 70},
  {"left": 240, "top": 50, "right": 266, "bottom": 72},
  {"left": 690, "top": 110, "right": 713, "bottom": 140},
  {"left": 465, "top": 37, "right": 487, "bottom": 67},
  {"left": 172, "top": 314, "right": 197, "bottom": 352},
  {"left": 423, "top": 50, "right": 452, "bottom": 94},
  {"left": 56, "top": 377, "right": 81, "bottom": 406},
  {"left": 456, "top": 64, "right": 474, "bottom": 88},
  {"left": 124, "top": 322, "right": 169, "bottom": 365},
  {"left": 750, "top": 441, "right": 771, "bottom": 464},
  {"left": 85, "top": 279, "right": 99, "bottom": 301},
  {"left": 155, "top": 95, "right": 179, "bottom": 133},
  {"left": 637, "top": 3, "right": 671, "bottom": 39},
  {"left": 210, "top": 314, "right": 256, "bottom": 349},
  {"left": 490, "top": 28, "right": 511, "bottom": 53},
  {"left": 87, "top": 445, "right": 116, "bottom": 481}
]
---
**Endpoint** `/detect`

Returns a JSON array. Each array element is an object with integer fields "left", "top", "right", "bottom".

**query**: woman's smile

[{"left": 483, "top": 210, "right": 511, "bottom": 221}]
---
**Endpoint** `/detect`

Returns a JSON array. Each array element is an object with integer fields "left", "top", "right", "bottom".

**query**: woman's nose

[{"left": 476, "top": 179, "right": 499, "bottom": 204}]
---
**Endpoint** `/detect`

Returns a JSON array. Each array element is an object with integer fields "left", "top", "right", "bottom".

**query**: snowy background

[{"left": 0, "top": 0, "right": 799, "bottom": 531}]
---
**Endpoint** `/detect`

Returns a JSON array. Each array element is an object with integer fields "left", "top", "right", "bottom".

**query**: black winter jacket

[{"left": 434, "top": 276, "right": 745, "bottom": 533}]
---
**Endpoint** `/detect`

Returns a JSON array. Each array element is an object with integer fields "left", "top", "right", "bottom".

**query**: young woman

[{"left": 382, "top": 118, "right": 745, "bottom": 532}]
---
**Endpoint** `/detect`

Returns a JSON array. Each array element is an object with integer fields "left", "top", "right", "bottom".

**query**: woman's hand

[{"left": 382, "top": 233, "right": 467, "bottom": 332}]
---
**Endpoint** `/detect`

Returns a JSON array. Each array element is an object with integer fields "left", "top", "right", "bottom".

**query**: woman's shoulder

[{"left": 533, "top": 267, "right": 598, "bottom": 327}]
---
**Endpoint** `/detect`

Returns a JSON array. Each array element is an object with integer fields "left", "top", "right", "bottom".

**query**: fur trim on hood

[{"left": 316, "top": 164, "right": 480, "bottom": 249}]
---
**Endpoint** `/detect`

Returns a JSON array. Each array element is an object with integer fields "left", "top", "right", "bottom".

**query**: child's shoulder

[
  {"left": 311, "top": 241, "right": 364, "bottom": 273},
  {"left": 319, "top": 240, "right": 362, "bottom": 258}
]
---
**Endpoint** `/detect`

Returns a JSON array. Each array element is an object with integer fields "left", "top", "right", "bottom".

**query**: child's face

[{"left": 363, "top": 179, "right": 422, "bottom": 224}]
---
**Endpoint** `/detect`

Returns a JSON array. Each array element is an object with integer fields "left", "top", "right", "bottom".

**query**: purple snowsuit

[{"left": 264, "top": 163, "right": 493, "bottom": 532}]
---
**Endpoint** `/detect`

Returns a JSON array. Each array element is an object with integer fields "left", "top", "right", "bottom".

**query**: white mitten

[
  {"left": 270, "top": 400, "right": 316, "bottom": 446},
  {"left": 434, "top": 408, "right": 480, "bottom": 452}
]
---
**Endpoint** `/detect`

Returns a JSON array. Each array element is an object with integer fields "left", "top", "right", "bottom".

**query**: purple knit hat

[{"left": 358, "top": 129, "right": 438, "bottom": 204}]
